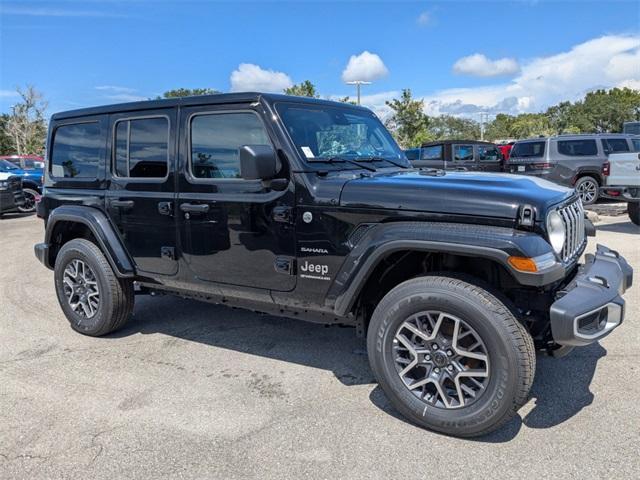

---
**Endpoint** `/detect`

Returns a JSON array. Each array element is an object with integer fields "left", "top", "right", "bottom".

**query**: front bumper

[
  {"left": 34, "top": 242, "right": 52, "bottom": 269},
  {"left": 550, "top": 244, "right": 633, "bottom": 346}
]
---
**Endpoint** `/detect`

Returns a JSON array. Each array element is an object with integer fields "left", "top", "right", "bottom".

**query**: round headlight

[{"left": 546, "top": 210, "right": 566, "bottom": 254}]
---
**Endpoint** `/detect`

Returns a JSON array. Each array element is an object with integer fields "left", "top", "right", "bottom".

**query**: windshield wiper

[
  {"left": 361, "top": 156, "right": 410, "bottom": 169},
  {"left": 314, "top": 156, "right": 377, "bottom": 172}
]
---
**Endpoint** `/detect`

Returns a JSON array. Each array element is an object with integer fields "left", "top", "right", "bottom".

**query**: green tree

[
  {"left": 427, "top": 115, "right": 480, "bottom": 140},
  {"left": 0, "top": 114, "right": 14, "bottom": 155},
  {"left": 578, "top": 88, "right": 640, "bottom": 133},
  {"left": 284, "top": 80, "right": 319, "bottom": 98},
  {"left": 509, "top": 113, "right": 553, "bottom": 139},
  {"left": 159, "top": 88, "right": 219, "bottom": 98},
  {"left": 484, "top": 113, "right": 515, "bottom": 141},
  {"left": 385, "top": 89, "right": 430, "bottom": 148},
  {"left": 2, "top": 85, "right": 48, "bottom": 155}
]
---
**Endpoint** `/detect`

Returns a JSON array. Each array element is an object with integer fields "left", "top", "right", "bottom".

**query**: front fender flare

[
  {"left": 326, "top": 221, "right": 565, "bottom": 316},
  {"left": 43, "top": 205, "right": 134, "bottom": 277}
]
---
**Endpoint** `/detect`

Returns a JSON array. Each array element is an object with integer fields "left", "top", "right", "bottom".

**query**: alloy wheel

[
  {"left": 393, "top": 311, "right": 490, "bottom": 409},
  {"left": 62, "top": 259, "right": 100, "bottom": 319},
  {"left": 17, "top": 189, "right": 38, "bottom": 213},
  {"left": 576, "top": 180, "right": 597, "bottom": 204}
]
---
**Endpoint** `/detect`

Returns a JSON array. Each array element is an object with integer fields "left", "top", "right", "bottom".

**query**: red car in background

[{"left": 497, "top": 142, "right": 514, "bottom": 162}]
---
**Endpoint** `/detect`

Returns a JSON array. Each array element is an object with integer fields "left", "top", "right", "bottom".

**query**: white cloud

[
  {"left": 453, "top": 54, "right": 520, "bottom": 77},
  {"left": 423, "top": 34, "right": 640, "bottom": 117},
  {"left": 342, "top": 51, "right": 389, "bottom": 83},
  {"left": 0, "top": 90, "right": 19, "bottom": 98},
  {"left": 95, "top": 86, "right": 147, "bottom": 103},
  {"left": 417, "top": 11, "right": 431, "bottom": 26},
  {"left": 229, "top": 63, "right": 292, "bottom": 93},
  {"left": 95, "top": 85, "right": 137, "bottom": 94}
]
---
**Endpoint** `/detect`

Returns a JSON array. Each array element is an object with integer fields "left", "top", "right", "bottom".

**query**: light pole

[{"left": 346, "top": 80, "right": 371, "bottom": 105}]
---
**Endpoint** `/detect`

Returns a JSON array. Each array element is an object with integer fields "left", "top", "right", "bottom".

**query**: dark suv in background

[
  {"left": 507, "top": 134, "right": 638, "bottom": 205},
  {"left": 0, "top": 158, "right": 44, "bottom": 212},
  {"left": 405, "top": 140, "right": 503, "bottom": 172}
]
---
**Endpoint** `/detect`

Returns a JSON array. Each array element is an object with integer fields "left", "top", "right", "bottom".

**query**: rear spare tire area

[
  {"left": 54, "top": 238, "right": 134, "bottom": 336},
  {"left": 367, "top": 275, "right": 535, "bottom": 437}
]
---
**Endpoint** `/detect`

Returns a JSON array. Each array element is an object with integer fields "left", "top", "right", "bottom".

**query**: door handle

[
  {"left": 112, "top": 200, "right": 134, "bottom": 209},
  {"left": 180, "top": 203, "right": 210, "bottom": 214}
]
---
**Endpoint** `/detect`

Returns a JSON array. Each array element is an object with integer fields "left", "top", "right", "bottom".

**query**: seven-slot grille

[{"left": 557, "top": 199, "right": 586, "bottom": 263}]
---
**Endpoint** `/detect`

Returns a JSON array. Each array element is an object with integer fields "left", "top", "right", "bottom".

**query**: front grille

[{"left": 558, "top": 199, "right": 586, "bottom": 263}]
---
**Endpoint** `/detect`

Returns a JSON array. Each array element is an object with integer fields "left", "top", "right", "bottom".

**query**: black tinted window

[
  {"left": 421, "top": 145, "right": 443, "bottom": 160},
  {"left": 510, "top": 141, "right": 545, "bottom": 158},
  {"left": 454, "top": 145, "right": 474, "bottom": 161},
  {"left": 114, "top": 117, "right": 168, "bottom": 178},
  {"left": 557, "top": 139, "right": 597, "bottom": 156},
  {"left": 632, "top": 139, "right": 640, "bottom": 151},
  {"left": 478, "top": 146, "right": 500, "bottom": 161},
  {"left": 602, "top": 138, "right": 630, "bottom": 154},
  {"left": 404, "top": 149, "right": 419, "bottom": 161},
  {"left": 190, "top": 112, "right": 270, "bottom": 179},
  {"left": 51, "top": 123, "right": 102, "bottom": 178}
]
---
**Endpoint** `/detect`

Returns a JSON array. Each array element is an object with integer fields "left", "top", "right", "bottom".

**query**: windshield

[
  {"left": 275, "top": 102, "right": 408, "bottom": 166},
  {"left": 0, "top": 159, "right": 19, "bottom": 171},
  {"left": 510, "top": 141, "right": 545, "bottom": 158}
]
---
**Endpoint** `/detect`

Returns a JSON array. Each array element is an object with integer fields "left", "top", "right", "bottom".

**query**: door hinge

[
  {"left": 274, "top": 256, "right": 295, "bottom": 275},
  {"left": 272, "top": 206, "right": 293, "bottom": 223},
  {"left": 161, "top": 246, "right": 175, "bottom": 261}
]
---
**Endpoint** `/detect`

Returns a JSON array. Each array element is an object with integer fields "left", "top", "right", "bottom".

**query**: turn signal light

[{"left": 508, "top": 256, "right": 538, "bottom": 273}]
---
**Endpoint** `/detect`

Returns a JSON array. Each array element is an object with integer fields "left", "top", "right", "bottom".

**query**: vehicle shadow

[
  {"left": 0, "top": 211, "right": 35, "bottom": 220},
  {"left": 596, "top": 221, "right": 639, "bottom": 234},
  {"left": 111, "top": 295, "right": 605, "bottom": 442}
]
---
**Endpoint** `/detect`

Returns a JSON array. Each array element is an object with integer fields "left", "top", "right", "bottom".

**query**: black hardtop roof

[
  {"left": 51, "top": 92, "right": 371, "bottom": 121},
  {"left": 420, "top": 140, "right": 497, "bottom": 147},
  {"left": 515, "top": 133, "right": 639, "bottom": 143}
]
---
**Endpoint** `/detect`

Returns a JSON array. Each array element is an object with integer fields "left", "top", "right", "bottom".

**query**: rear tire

[
  {"left": 54, "top": 238, "right": 134, "bottom": 336},
  {"left": 629, "top": 202, "right": 640, "bottom": 226},
  {"left": 367, "top": 275, "right": 535, "bottom": 437},
  {"left": 575, "top": 176, "right": 599, "bottom": 205}
]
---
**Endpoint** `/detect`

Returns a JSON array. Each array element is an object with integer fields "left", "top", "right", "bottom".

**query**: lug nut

[
  {"left": 432, "top": 344, "right": 439, "bottom": 350},
  {"left": 447, "top": 350, "right": 453, "bottom": 356},
  {"left": 447, "top": 365, "right": 453, "bottom": 372},
  {"left": 434, "top": 367, "right": 440, "bottom": 373},
  {"left": 425, "top": 354, "right": 431, "bottom": 361}
]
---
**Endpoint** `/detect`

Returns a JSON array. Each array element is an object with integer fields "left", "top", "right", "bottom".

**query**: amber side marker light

[{"left": 508, "top": 256, "right": 538, "bottom": 273}]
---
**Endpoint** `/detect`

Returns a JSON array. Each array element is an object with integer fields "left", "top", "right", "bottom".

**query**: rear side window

[
  {"left": 510, "top": 141, "right": 545, "bottom": 158},
  {"left": 602, "top": 138, "right": 630, "bottom": 154},
  {"left": 421, "top": 145, "right": 443, "bottom": 160},
  {"left": 51, "top": 122, "right": 102, "bottom": 178},
  {"left": 404, "top": 149, "right": 419, "bottom": 161},
  {"left": 114, "top": 117, "right": 169, "bottom": 178},
  {"left": 453, "top": 145, "right": 474, "bottom": 162},
  {"left": 190, "top": 112, "right": 270, "bottom": 179},
  {"left": 478, "top": 145, "right": 500, "bottom": 161},
  {"left": 632, "top": 139, "right": 640, "bottom": 151},
  {"left": 557, "top": 139, "right": 597, "bottom": 156}
]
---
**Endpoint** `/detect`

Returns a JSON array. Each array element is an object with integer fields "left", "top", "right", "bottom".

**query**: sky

[{"left": 1, "top": 0, "right": 639, "bottom": 120}]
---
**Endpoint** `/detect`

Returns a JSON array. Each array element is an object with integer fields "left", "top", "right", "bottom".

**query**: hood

[{"left": 339, "top": 170, "right": 574, "bottom": 220}]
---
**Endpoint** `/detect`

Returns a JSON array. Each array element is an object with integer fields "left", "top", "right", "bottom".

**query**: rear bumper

[
  {"left": 550, "top": 244, "right": 633, "bottom": 346},
  {"left": 0, "top": 189, "right": 25, "bottom": 212},
  {"left": 599, "top": 186, "right": 640, "bottom": 202}
]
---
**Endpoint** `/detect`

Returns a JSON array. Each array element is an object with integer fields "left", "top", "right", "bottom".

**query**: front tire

[
  {"left": 367, "top": 276, "right": 535, "bottom": 437},
  {"left": 628, "top": 202, "right": 640, "bottom": 226},
  {"left": 54, "top": 238, "right": 134, "bottom": 336},
  {"left": 17, "top": 188, "right": 39, "bottom": 213}
]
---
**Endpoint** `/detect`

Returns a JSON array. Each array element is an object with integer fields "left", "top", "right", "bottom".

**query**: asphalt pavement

[{"left": 1, "top": 213, "right": 638, "bottom": 479}]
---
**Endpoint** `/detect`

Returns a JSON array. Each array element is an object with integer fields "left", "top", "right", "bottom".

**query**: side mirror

[{"left": 239, "top": 145, "right": 279, "bottom": 180}]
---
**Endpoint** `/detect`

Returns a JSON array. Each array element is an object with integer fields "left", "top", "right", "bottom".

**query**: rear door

[
  {"left": 476, "top": 144, "right": 502, "bottom": 172},
  {"left": 554, "top": 138, "right": 601, "bottom": 185},
  {"left": 106, "top": 108, "right": 178, "bottom": 276},
  {"left": 451, "top": 144, "right": 475, "bottom": 170}
]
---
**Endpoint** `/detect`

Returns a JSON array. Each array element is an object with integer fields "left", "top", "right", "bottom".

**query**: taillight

[
  {"left": 602, "top": 161, "right": 610, "bottom": 177},
  {"left": 532, "top": 163, "right": 552, "bottom": 169}
]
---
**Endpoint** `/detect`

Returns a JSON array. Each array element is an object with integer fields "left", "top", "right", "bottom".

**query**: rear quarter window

[
  {"left": 51, "top": 122, "right": 102, "bottom": 178},
  {"left": 421, "top": 145, "right": 443, "bottom": 160},
  {"left": 510, "top": 141, "right": 545, "bottom": 159},
  {"left": 557, "top": 139, "right": 597, "bottom": 156}
]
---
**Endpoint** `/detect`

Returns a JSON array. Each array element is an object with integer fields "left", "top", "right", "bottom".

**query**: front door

[
  {"left": 177, "top": 105, "right": 296, "bottom": 291},
  {"left": 106, "top": 108, "right": 178, "bottom": 276}
]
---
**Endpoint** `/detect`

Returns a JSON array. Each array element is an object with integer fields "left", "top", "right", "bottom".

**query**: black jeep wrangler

[{"left": 35, "top": 93, "right": 632, "bottom": 437}]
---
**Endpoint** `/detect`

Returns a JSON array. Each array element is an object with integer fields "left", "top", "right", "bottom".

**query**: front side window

[
  {"left": 421, "top": 145, "right": 443, "bottom": 160},
  {"left": 510, "top": 141, "right": 545, "bottom": 158},
  {"left": 190, "top": 112, "right": 270, "bottom": 179},
  {"left": 478, "top": 146, "right": 500, "bottom": 161},
  {"left": 275, "top": 103, "right": 406, "bottom": 166},
  {"left": 454, "top": 145, "right": 474, "bottom": 162},
  {"left": 51, "top": 122, "right": 102, "bottom": 178},
  {"left": 602, "top": 138, "right": 630, "bottom": 154},
  {"left": 114, "top": 117, "right": 168, "bottom": 178},
  {"left": 557, "top": 139, "right": 598, "bottom": 156}
]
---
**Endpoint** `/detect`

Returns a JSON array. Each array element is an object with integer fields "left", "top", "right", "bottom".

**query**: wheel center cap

[{"left": 432, "top": 351, "right": 448, "bottom": 368}]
